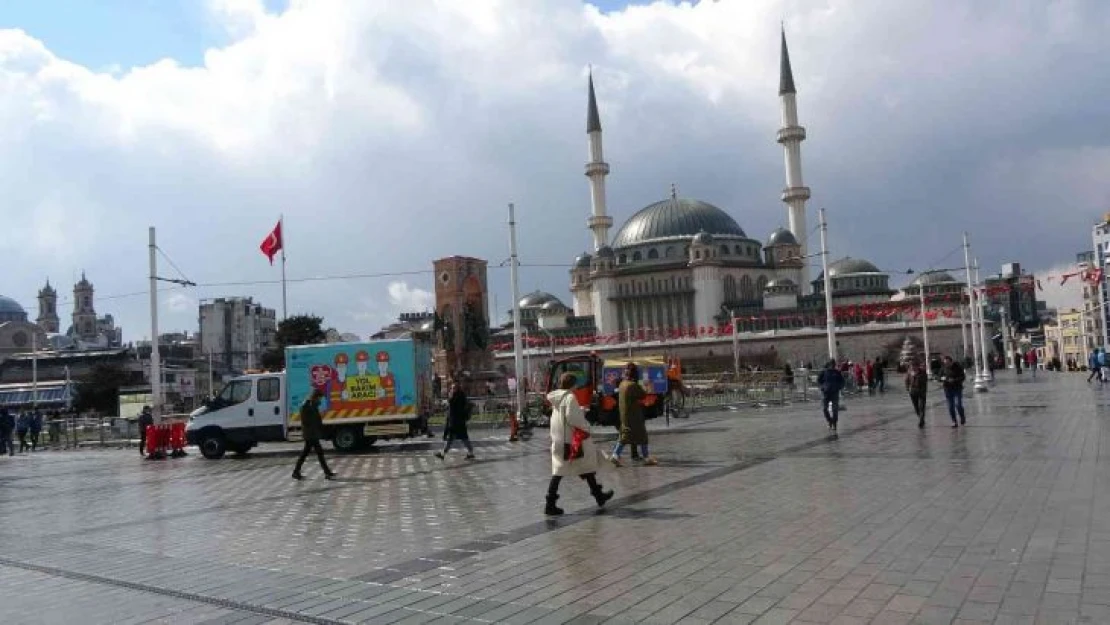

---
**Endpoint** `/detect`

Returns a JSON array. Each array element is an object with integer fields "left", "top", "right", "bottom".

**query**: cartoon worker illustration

[
  {"left": 376, "top": 351, "right": 396, "bottom": 405},
  {"left": 355, "top": 350, "right": 370, "bottom": 376},
  {"left": 333, "top": 352, "right": 350, "bottom": 402}
]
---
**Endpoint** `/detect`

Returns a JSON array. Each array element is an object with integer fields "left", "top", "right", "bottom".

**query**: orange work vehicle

[{"left": 543, "top": 352, "right": 668, "bottom": 427}]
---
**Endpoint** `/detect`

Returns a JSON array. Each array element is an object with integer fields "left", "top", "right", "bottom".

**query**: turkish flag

[{"left": 260, "top": 220, "right": 283, "bottom": 265}]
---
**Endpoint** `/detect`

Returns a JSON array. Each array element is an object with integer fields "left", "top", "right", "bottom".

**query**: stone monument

[{"left": 432, "top": 256, "right": 494, "bottom": 392}]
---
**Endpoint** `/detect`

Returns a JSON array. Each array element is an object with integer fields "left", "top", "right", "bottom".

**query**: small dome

[
  {"left": 0, "top": 295, "right": 27, "bottom": 322},
  {"left": 541, "top": 300, "right": 566, "bottom": 312},
  {"left": 519, "top": 291, "right": 561, "bottom": 308},
  {"left": 766, "top": 227, "right": 798, "bottom": 247},
  {"left": 911, "top": 271, "right": 959, "bottom": 287},
  {"left": 596, "top": 246, "right": 616, "bottom": 259},
  {"left": 816, "top": 257, "right": 884, "bottom": 281},
  {"left": 574, "top": 253, "right": 592, "bottom": 268},
  {"left": 765, "top": 278, "right": 797, "bottom": 290},
  {"left": 692, "top": 231, "right": 714, "bottom": 245},
  {"left": 611, "top": 197, "right": 746, "bottom": 247}
]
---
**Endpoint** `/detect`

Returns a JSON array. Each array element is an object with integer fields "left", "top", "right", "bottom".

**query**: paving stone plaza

[{"left": 2, "top": 375, "right": 1108, "bottom": 624}]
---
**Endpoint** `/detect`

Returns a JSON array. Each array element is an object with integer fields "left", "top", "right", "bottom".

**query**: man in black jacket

[
  {"left": 817, "top": 360, "right": 845, "bottom": 432},
  {"left": 941, "top": 355, "right": 966, "bottom": 427},
  {"left": 293, "top": 389, "right": 336, "bottom": 480}
]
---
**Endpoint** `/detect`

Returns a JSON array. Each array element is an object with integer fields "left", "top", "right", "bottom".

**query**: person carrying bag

[{"left": 544, "top": 372, "right": 615, "bottom": 516}]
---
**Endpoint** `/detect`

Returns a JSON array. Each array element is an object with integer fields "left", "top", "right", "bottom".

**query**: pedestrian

[
  {"left": 29, "top": 411, "right": 42, "bottom": 451},
  {"left": 852, "top": 361, "right": 864, "bottom": 393},
  {"left": 1026, "top": 350, "right": 1038, "bottom": 379},
  {"left": 905, "top": 359, "right": 928, "bottom": 428},
  {"left": 436, "top": 381, "right": 475, "bottom": 460},
  {"left": 15, "top": 411, "right": 31, "bottom": 453},
  {"left": 544, "top": 372, "right": 614, "bottom": 516},
  {"left": 817, "top": 360, "right": 845, "bottom": 431},
  {"left": 1013, "top": 352, "right": 1023, "bottom": 375},
  {"left": 610, "top": 363, "right": 656, "bottom": 466},
  {"left": 782, "top": 363, "right": 795, "bottom": 389},
  {"left": 292, "top": 389, "right": 336, "bottom": 480},
  {"left": 137, "top": 406, "right": 154, "bottom": 456},
  {"left": 0, "top": 408, "right": 14, "bottom": 456},
  {"left": 1100, "top": 349, "right": 1109, "bottom": 384},
  {"left": 940, "top": 355, "right": 966, "bottom": 427}
]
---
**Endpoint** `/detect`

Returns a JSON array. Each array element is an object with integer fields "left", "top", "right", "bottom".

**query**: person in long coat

[
  {"left": 436, "top": 381, "right": 475, "bottom": 460},
  {"left": 292, "top": 389, "right": 336, "bottom": 480},
  {"left": 544, "top": 373, "right": 614, "bottom": 515},
  {"left": 610, "top": 363, "right": 657, "bottom": 466}
]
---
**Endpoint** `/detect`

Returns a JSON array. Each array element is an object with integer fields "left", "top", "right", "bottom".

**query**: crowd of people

[{"left": 0, "top": 407, "right": 69, "bottom": 456}]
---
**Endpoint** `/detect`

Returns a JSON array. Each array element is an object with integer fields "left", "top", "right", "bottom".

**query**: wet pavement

[{"left": 1, "top": 374, "right": 1108, "bottom": 624}]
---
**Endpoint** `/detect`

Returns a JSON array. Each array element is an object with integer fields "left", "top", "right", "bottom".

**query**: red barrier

[
  {"left": 145, "top": 424, "right": 158, "bottom": 457},
  {"left": 169, "top": 422, "right": 187, "bottom": 457}
]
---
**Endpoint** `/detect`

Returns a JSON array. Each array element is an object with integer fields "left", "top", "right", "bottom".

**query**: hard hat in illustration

[
  {"left": 376, "top": 351, "right": 390, "bottom": 363},
  {"left": 335, "top": 352, "right": 349, "bottom": 364},
  {"left": 355, "top": 351, "right": 370, "bottom": 363}
]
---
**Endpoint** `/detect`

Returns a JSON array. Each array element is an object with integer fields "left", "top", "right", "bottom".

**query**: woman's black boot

[{"left": 545, "top": 494, "right": 564, "bottom": 516}]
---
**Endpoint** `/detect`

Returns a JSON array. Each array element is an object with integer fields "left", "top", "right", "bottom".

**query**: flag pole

[{"left": 280, "top": 214, "right": 288, "bottom": 320}]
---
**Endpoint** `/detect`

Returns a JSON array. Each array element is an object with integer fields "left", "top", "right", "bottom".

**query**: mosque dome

[
  {"left": 692, "top": 231, "right": 714, "bottom": 245},
  {"left": 596, "top": 245, "right": 616, "bottom": 259},
  {"left": 541, "top": 300, "right": 567, "bottom": 312},
  {"left": 765, "top": 227, "right": 798, "bottom": 247},
  {"left": 518, "top": 291, "right": 563, "bottom": 309},
  {"left": 816, "top": 257, "right": 884, "bottom": 281},
  {"left": 573, "top": 253, "right": 592, "bottom": 268},
  {"left": 611, "top": 197, "right": 746, "bottom": 248},
  {"left": 0, "top": 295, "right": 27, "bottom": 323},
  {"left": 910, "top": 271, "right": 959, "bottom": 287}
]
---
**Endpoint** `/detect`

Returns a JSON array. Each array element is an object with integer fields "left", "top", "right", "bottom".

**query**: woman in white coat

[{"left": 545, "top": 372, "right": 615, "bottom": 516}]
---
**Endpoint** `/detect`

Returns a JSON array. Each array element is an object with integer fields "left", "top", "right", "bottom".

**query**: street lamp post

[
  {"left": 819, "top": 208, "right": 837, "bottom": 362},
  {"left": 974, "top": 258, "right": 991, "bottom": 390},
  {"left": 919, "top": 284, "right": 931, "bottom": 368}
]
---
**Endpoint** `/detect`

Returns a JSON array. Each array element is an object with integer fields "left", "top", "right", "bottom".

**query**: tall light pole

[
  {"left": 508, "top": 203, "right": 525, "bottom": 418},
  {"left": 919, "top": 282, "right": 931, "bottom": 367},
  {"left": 819, "top": 208, "right": 837, "bottom": 362},
  {"left": 974, "top": 257, "right": 991, "bottom": 391},
  {"left": 962, "top": 232, "right": 982, "bottom": 377},
  {"left": 149, "top": 227, "right": 162, "bottom": 423}
]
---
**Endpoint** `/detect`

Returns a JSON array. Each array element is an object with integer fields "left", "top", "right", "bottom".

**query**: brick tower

[{"left": 432, "top": 256, "right": 492, "bottom": 388}]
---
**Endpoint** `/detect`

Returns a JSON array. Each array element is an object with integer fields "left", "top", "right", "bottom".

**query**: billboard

[
  {"left": 600, "top": 357, "right": 668, "bottom": 396},
  {"left": 287, "top": 340, "right": 417, "bottom": 423}
]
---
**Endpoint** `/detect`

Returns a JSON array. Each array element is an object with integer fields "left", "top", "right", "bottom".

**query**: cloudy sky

[{"left": 1, "top": 0, "right": 1106, "bottom": 340}]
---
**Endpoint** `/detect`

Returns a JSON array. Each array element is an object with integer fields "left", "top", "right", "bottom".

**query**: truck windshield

[{"left": 215, "top": 380, "right": 252, "bottom": 406}]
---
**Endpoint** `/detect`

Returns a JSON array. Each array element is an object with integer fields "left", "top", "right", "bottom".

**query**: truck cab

[{"left": 186, "top": 372, "right": 287, "bottom": 459}]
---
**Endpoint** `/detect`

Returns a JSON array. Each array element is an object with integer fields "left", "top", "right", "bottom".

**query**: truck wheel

[
  {"left": 199, "top": 434, "right": 226, "bottom": 460},
  {"left": 332, "top": 426, "right": 362, "bottom": 453}
]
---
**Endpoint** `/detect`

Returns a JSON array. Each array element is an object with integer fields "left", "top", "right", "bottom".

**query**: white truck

[{"left": 186, "top": 338, "right": 435, "bottom": 459}]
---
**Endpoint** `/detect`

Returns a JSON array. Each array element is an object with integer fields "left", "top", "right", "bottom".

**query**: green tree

[
  {"left": 261, "top": 314, "right": 327, "bottom": 370},
  {"left": 74, "top": 363, "right": 131, "bottom": 414}
]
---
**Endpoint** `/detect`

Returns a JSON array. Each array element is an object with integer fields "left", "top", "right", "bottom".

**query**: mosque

[
  {"left": 0, "top": 275, "right": 123, "bottom": 357},
  {"left": 499, "top": 31, "right": 913, "bottom": 346}
]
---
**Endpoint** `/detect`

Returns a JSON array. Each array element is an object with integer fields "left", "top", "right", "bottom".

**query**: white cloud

[
  {"left": 2, "top": 0, "right": 1109, "bottom": 341},
  {"left": 386, "top": 281, "right": 434, "bottom": 314},
  {"left": 165, "top": 292, "right": 195, "bottom": 314}
]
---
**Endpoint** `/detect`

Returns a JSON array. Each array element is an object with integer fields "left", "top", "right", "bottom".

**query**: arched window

[
  {"left": 618, "top": 254, "right": 626, "bottom": 264},
  {"left": 648, "top": 248, "right": 659, "bottom": 260},
  {"left": 694, "top": 251, "right": 701, "bottom": 260},
  {"left": 632, "top": 251, "right": 642, "bottom": 262},
  {"left": 683, "top": 246, "right": 690, "bottom": 258},
  {"left": 665, "top": 246, "right": 675, "bottom": 258},
  {"left": 720, "top": 245, "right": 730, "bottom": 256},
  {"left": 740, "top": 276, "right": 754, "bottom": 302},
  {"left": 724, "top": 275, "right": 737, "bottom": 302},
  {"left": 756, "top": 275, "right": 768, "bottom": 296},
  {"left": 735, "top": 245, "right": 743, "bottom": 255}
]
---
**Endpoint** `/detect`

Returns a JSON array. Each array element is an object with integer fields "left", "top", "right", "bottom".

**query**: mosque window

[
  {"left": 724, "top": 275, "right": 737, "bottom": 302},
  {"left": 720, "top": 245, "right": 729, "bottom": 256},
  {"left": 648, "top": 249, "right": 659, "bottom": 260},
  {"left": 665, "top": 246, "right": 675, "bottom": 258},
  {"left": 632, "top": 251, "right": 642, "bottom": 262},
  {"left": 756, "top": 275, "right": 768, "bottom": 294},
  {"left": 619, "top": 254, "right": 626, "bottom": 264},
  {"left": 740, "top": 276, "right": 754, "bottom": 302},
  {"left": 735, "top": 245, "right": 743, "bottom": 255},
  {"left": 694, "top": 251, "right": 701, "bottom": 260},
  {"left": 684, "top": 246, "right": 690, "bottom": 258}
]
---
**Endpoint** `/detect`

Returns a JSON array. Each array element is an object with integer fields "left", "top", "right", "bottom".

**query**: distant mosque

[
  {"left": 507, "top": 30, "right": 904, "bottom": 341},
  {"left": 0, "top": 274, "right": 123, "bottom": 357}
]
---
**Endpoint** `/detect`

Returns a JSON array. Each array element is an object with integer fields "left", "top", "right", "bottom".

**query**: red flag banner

[{"left": 260, "top": 220, "right": 283, "bottom": 265}]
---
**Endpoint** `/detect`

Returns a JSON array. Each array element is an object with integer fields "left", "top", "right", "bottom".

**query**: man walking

[
  {"left": 292, "top": 389, "right": 336, "bottom": 480},
  {"left": 817, "top": 360, "right": 845, "bottom": 432},
  {"left": 941, "top": 355, "right": 966, "bottom": 427},
  {"left": 435, "top": 381, "right": 475, "bottom": 460},
  {"left": 905, "top": 359, "right": 928, "bottom": 428},
  {"left": 1088, "top": 349, "right": 1101, "bottom": 383}
]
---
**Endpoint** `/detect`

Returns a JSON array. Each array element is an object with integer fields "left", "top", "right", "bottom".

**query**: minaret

[
  {"left": 37, "top": 279, "right": 59, "bottom": 333},
  {"left": 72, "top": 272, "right": 97, "bottom": 340},
  {"left": 777, "top": 29, "right": 812, "bottom": 292},
  {"left": 585, "top": 70, "right": 613, "bottom": 251}
]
